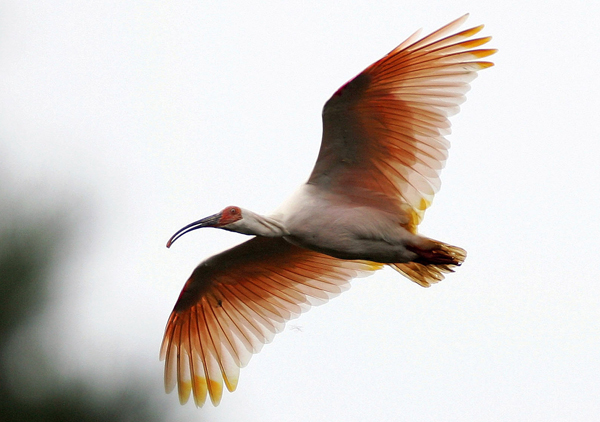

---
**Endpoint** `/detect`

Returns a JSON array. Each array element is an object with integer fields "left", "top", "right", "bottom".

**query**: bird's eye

[{"left": 230, "top": 208, "right": 237, "bottom": 214}]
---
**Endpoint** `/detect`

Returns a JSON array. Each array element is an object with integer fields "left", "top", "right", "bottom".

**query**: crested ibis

[{"left": 161, "top": 14, "right": 496, "bottom": 406}]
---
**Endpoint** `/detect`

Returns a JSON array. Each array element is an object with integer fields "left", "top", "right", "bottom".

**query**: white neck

[{"left": 224, "top": 209, "right": 288, "bottom": 237}]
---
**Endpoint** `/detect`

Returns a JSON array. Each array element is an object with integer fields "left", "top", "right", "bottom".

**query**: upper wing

[
  {"left": 308, "top": 15, "right": 496, "bottom": 228},
  {"left": 160, "top": 236, "right": 382, "bottom": 406}
]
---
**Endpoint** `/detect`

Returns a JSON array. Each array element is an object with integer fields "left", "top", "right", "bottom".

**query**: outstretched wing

[
  {"left": 308, "top": 14, "right": 496, "bottom": 229},
  {"left": 160, "top": 236, "right": 381, "bottom": 406}
]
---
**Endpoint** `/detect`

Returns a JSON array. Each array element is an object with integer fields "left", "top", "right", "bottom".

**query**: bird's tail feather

[{"left": 389, "top": 242, "right": 466, "bottom": 287}]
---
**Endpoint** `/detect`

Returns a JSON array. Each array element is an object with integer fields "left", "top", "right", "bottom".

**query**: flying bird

[{"left": 161, "top": 14, "right": 495, "bottom": 407}]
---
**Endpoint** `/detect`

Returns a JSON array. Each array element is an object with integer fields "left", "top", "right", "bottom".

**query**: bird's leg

[{"left": 406, "top": 241, "right": 466, "bottom": 266}]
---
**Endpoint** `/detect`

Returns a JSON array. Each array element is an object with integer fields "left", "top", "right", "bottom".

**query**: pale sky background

[{"left": 2, "top": 1, "right": 600, "bottom": 421}]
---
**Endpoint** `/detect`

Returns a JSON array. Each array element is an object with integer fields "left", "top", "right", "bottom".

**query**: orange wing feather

[
  {"left": 308, "top": 14, "right": 496, "bottom": 228},
  {"left": 160, "top": 237, "right": 381, "bottom": 406}
]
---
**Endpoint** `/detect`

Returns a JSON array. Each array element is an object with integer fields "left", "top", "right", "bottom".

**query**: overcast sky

[{"left": 1, "top": 1, "right": 599, "bottom": 421}]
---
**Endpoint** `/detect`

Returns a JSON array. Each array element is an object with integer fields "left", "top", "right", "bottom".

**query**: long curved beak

[{"left": 166, "top": 213, "right": 222, "bottom": 248}]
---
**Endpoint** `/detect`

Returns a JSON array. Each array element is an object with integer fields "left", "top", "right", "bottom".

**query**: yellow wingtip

[
  {"left": 458, "top": 24, "right": 485, "bottom": 38},
  {"left": 477, "top": 60, "right": 496, "bottom": 69},
  {"left": 178, "top": 379, "right": 192, "bottom": 405},
  {"left": 224, "top": 374, "right": 239, "bottom": 393},
  {"left": 460, "top": 36, "right": 492, "bottom": 49},
  {"left": 208, "top": 379, "right": 224, "bottom": 406},
  {"left": 471, "top": 48, "right": 497, "bottom": 59},
  {"left": 192, "top": 376, "right": 208, "bottom": 407}
]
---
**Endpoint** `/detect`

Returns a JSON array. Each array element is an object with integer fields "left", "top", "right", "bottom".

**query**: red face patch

[{"left": 218, "top": 206, "right": 242, "bottom": 226}]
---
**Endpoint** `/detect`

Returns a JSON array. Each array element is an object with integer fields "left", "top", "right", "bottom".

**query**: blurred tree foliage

[{"left": 0, "top": 201, "right": 166, "bottom": 422}]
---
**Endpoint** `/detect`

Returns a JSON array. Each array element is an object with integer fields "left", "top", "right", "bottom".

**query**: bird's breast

[{"left": 283, "top": 205, "right": 417, "bottom": 263}]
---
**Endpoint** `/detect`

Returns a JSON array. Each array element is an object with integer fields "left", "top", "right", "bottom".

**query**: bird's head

[
  {"left": 166, "top": 206, "right": 287, "bottom": 248},
  {"left": 166, "top": 206, "right": 243, "bottom": 248}
]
